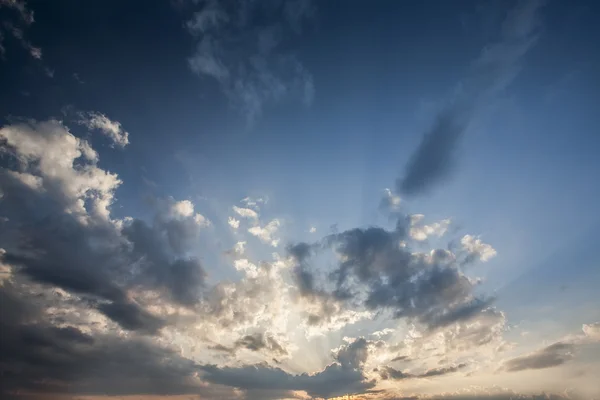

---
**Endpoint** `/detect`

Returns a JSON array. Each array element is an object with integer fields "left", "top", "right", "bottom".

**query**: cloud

[
  {"left": 233, "top": 332, "right": 288, "bottom": 356},
  {"left": 233, "top": 205, "right": 259, "bottom": 220},
  {"left": 0, "top": 116, "right": 515, "bottom": 399},
  {"left": 379, "top": 363, "right": 468, "bottom": 380},
  {"left": 96, "top": 298, "right": 166, "bottom": 334},
  {"left": 502, "top": 321, "right": 600, "bottom": 374},
  {"left": 397, "top": 0, "right": 545, "bottom": 196},
  {"left": 3, "top": 3, "right": 592, "bottom": 398},
  {"left": 582, "top": 322, "right": 600, "bottom": 341},
  {"left": 461, "top": 234, "right": 497, "bottom": 262},
  {"left": 233, "top": 241, "right": 246, "bottom": 255},
  {"left": 0, "top": 120, "right": 158, "bottom": 331},
  {"left": 372, "top": 328, "right": 394, "bottom": 338},
  {"left": 122, "top": 199, "right": 209, "bottom": 305},
  {"left": 0, "top": 120, "right": 210, "bottom": 334},
  {"left": 200, "top": 338, "right": 376, "bottom": 398},
  {"left": 0, "top": 248, "right": 13, "bottom": 285},
  {"left": 248, "top": 218, "right": 281, "bottom": 247},
  {"left": 0, "top": 119, "right": 117, "bottom": 219},
  {"left": 241, "top": 196, "right": 268, "bottom": 209},
  {"left": 228, "top": 216, "right": 240, "bottom": 229},
  {"left": 504, "top": 341, "right": 575, "bottom": 372},
  {"left": 0, "top": 118, "right": 299, "bottom": 398},
  {"left": 77, "top": 111, "right": 130, "bottom": 148},
  {"left": 184, "top": 0, "right": 315, "bottom": 124},
  {"left": 208, "top": 332, "right": 289, "bottom": 358},
  {"left": 290, "top": 218, "right": 496, "bottom": 332},
  {"left": 380, "top": 188, "right": 402, "bottom": 212},
  {"left": 333, "top": 337, "right": 370, "bottom": 369},
  {"left": 0, "top": 282, "right": 237, "bottom": 399},
  {"left": 0, "top": 0, "right": 40, "bottom": 60}
]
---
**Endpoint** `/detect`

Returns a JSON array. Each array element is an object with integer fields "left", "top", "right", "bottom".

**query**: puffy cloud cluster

[
  {"left": 248, "top": 219, "right": 281, "bottom": 247},
  {"left": 289, "top": 219, "right": 498, "bottom": 334},
  {"left": 77, "top": 111, "right": 130, "bottom": 148},
  {"left": 0, "top": 281, "right": 238, "bottom": 399},
  {"left": 582, "top": 322, "right": 600, "bottom": 341},
  {"left": 409, "top": 214, "right": 451, "bottom": 241},
  {"left": 228, "top": 198, "right": 282, "bottom": 247},
  {"left": 122, "top": 197, "right": 211, "bottom": 306},
  {"left": 0, "top": 118, "right": 233, "bottom": 397},
  {"left": 461, "top": 234, "right": 497, "bottom": 263},
  {"left": 200, "top": 337, "right": 376, "bottom": 399},
  {"left": 0, "top": 120, "right": 210, "bottom": 330}
]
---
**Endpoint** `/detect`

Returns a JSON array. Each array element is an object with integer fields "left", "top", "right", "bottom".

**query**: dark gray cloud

[
  {"left": 0, "top": 120, "right": 210, "bottom": 334},
  {"left": 289, "top": 218, "right": 495, "bottom": 331},
  {"left": 0, "top": 164, "right": 162, "bottom": 333},
  {"left": 123, "top": 216, "right": 207, "bottom": 306},
  {"left": 209, "top": 333, "right": 289, "bottom": 359},
  {"left": 209, "top": 343, "right": 236, "bottom": 354},
  {"left": 397, "top": 0, "right": 545, "bottom": 196},
  {"left": 379, "top": 363, "right": 467, "bottom": 380},
  {"left": 288, "top": 241, "right": 322, "bottom": 297},
  {"left": 200, "top": 338, "right": 376, "bottom": 398},
  {"left": 334, "top": 337, "right": 370, "bottom": 369},
  {"left": 504, "top": 341, "right": 575, "bottom": 372},
  {"left": 0, "top": 282, "right": 235, "bottom": 399},
  {"left": 0, "top": 0, "right": 40, "bottom": 60},
  {"left": 398, "top": 106, "right": 470, "bottom": 196},
  {"left": 233, "top": 332, "right": 288, "bottom": 356},
  {"left": 96, "top": 299, "right": 165, "bottom": 335},
  {"left": 183, "top": 0, "right": 315, "bottom": 124}
]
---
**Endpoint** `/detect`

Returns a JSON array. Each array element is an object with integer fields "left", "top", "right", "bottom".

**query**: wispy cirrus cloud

[
  {"left": 397, "top": 0, "right": 546, "bottom": 196},
  {"left": 182, "top": 0, "right": 315, "bottom": 125},
  {"left": 503, "top": 321, "right": 600, "bottom": 372},
  {"left": 504, "top": 341, "right": 575, "bottom": 372},
  {"left": 0, "top": 0, "right": 40, "bottom": 60}
]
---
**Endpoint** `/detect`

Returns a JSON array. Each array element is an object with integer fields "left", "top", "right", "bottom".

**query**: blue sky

[{"left": 1, "top": 1, "right": 599, "bottom": 400}]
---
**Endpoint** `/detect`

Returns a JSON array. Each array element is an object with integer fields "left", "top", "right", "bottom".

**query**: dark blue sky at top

[{"left": 1, "top": 0, "right": 599, "bottom": 292}]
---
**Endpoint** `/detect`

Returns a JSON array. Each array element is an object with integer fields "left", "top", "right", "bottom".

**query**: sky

[{"left": 0, "top": 0, "right": 599, "bottom": 399}]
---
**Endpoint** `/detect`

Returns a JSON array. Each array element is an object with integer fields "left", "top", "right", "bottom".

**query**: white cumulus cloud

[
  {"left": 233, "top": 205, "right": 259, "bottom": 220},
  {"left": 228, "top": 216, "right": 240, "bottom": 230},
  {"left": 409, "top": 214, "right": 451, "bottom": 241},
  {"left": 248, "top": 219, "right": 281, "bottom": 247},
  {"left": 461, "top": 234, "right": 497, "bottom": 262},
  {"left": 78, "top": 111, "right": 129, "bottom": 148}
]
